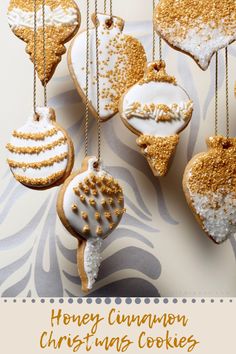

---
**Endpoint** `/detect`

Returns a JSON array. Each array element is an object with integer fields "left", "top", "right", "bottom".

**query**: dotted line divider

[{"left": 0, "top": 298, "right": 234, "bottom": 304}]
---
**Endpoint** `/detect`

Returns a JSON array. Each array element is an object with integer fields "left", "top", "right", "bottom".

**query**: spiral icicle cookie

[
  {"left": 6, "top": 107, "right": 74, "bottom": 189},
  {"left": 57, "top": 156, "right": 125, "bottom": 291},
  {"left": 183, "top": 136, "right": 236, "bottom": 244},
  {"left": 120, "top": 61, "right": 193, "bottom": 176},
  {"left": 8, "top": 0, "right": 81, "bottom": 83}
]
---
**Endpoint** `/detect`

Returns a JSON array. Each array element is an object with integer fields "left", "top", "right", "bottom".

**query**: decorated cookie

[
  {"left": 8, "top": 0, "right": 81, "bottom": 83},
  {"left": 6, "top": 107, "right": 74, "bottom": 189},
  {"left": 57, "top": 156, "right": 125, "bottom": 291},
  {"left": 68, "top": 13, "right": 147, "bottom": 121},
  {"left": 183, "top": 136, "right": 236, "bottom": 244},
  {"left": 154, "top": 0, "right": 236, "bottom": 70},
  {"left": 119, "top": 61, "right": 193, "bottom": 176}
]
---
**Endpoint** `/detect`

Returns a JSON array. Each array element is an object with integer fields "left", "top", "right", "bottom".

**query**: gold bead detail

[
  {"left": 73, "top": 188, "right": 80, "bottom": 196},
  {"left": 109, "top": 223, "right": 115, "bottom": 230},
  {"left": 104, "top": 211, "right": 112, "bottom": 220},
  {"left": 81, "top": 211, "right": 88, "bottom": 220},
  {"left": 83, "top": 225, "right": 90, "bottom": 234},
  {"left": 71, "top": 204, "right": 78, "bottom": 213},
  {"left": 96, "top": 226, "right": 103, "bottom": 236},
  {"left": 101, "top": 199, "right": 107, "bottom": 207},
  {"left": 95, "top": 212, "right": 101, "bottom": 221},
  {"left": 80, "top": 195, "right": 86, "bottom": 203},
  {"left": 89, "top": 198, "right": 96, "bottom": 206}
]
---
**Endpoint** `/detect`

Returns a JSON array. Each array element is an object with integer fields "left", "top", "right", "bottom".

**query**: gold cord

[
  {"left": 225, "top": 47, "right": 229, "bottom": 138},
  {"left": 215, "top": 52, "right": 218, "bottom": 136},
  {"left": 84, "top": 0, "right": 90, "bottom": 157},
  {"left": 42, "top": 0, "right": 47, "bottom": 106},
  {"left": 152, "top": 0, "right": 162, "bottom": 61},
  {"left": 33, "top": 0, "right": 37, "bottom": 114},
  {"left": 95, "top": 0, "right": 102, "bottom": 162},
  {"left": 33, "top": 0, "right": 48, "bottom": 114},
  {"left": 104, "top": 0, "right": 113, "bottom": 17}
]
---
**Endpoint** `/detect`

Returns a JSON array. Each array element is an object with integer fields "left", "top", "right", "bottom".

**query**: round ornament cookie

[
  {"left": 119, "top": 61, "right": 193, "bottom": 176},
  {"left": 6, "top": 107, "right": 74, "bottom": 189},
  {"left": 68, "top": 13, "right": 147, "bottom": 121},
  {"left": 183, "top": 136, "right": 236, "bottom": 244},
  {"left": 154, "top": 0, "right": 236, "bottom": 70},
  {"left": 57, "top": 156, "right": 125, "bottom": 291},
  {"left": 7, "top": 0, "right": 81, "bottom": 83}
]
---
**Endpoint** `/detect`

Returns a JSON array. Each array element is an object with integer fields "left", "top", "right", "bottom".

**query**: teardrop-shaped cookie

[
  {"left": 119, "top": 61, "right": 193, "bottom": 176},
  {"left": 8, "top": 0, "right": 81, "bottom": 83},
  {"left": 183, "top": 136, "right": 236, "bottom": 244},
  {"left": 57, "top": 156, "right": 125, "bottom": 291},
  {"left": 6, "top": 107, "right": 74, "bottom": 189},
  {"left": 154, "top": 0, "right": 236, "bottom": 70},
  {"left": 68, "top": 13, "right": 147, "bottom": 121}
]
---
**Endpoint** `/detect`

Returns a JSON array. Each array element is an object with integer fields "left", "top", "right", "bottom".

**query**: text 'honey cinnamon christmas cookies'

[
  {"left": 68, "top": 13, "right": 147, "bottom": 121},
  {"left": 57, "top": 156, "right": 125, "bottom": 291},
  {"left": 8, "top": 0, "right": 81, "bottom": 83},
  {"left": 154, "top": 0, "right": 236, "bottom": 70},
  {"left": 120, "top": 61, "right": 193, "bottom": 176},
  {"left": 6, "top": 107, "right": 74, "bottom": 189},
  {"left": 183, "top": 136, "right": 236, "bottom": 244}
]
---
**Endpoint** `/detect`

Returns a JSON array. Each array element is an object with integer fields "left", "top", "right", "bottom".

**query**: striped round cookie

[{"left": 6, "top": 107, "right": 74, "bottom": 189}]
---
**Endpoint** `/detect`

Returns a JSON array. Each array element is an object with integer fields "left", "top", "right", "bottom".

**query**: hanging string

[
  {"left": 42, "top": 0, "right": 47, "bottom": 107},
  {"left": 95, "top": 0, "right": 102, "bottom": 162},
  {"left": 104, "top": 0, "right": 113, "bottom": 17},
  {"left": 84, "top": 0, "right": 90, "bottom": 157},
  {"left": 152, "top": 0, "right": 162, "bottom": 61},
  {"left": 225, "top": 47, "right": 229, "bottom": 138},
  {"left": 33, "top": 0, "right": 47, "bottom": 116},
  {"left": 33, "top": 0, "right": 37, "bottom": 115},
  {"left": 215, "top": 52, "right": 218, "bottom": 136}
]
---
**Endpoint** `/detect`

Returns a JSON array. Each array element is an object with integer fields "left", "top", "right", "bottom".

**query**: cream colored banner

[{"left": 0, "top": 298, "right": 235, "bottom": 353}]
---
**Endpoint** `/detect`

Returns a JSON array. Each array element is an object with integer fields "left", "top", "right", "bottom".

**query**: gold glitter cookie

[
  {"left": 8, "top": 0, "right": 81, "bottom": 83},
  {"left": 57, "top": 156, "right": 125, "bottom": 291},
  {"left": 6, "top": 107, "right": 74, "bottom": 189},
  {"left": 183, "top": 136, "right": 236, "bottom": 244},
  {"left": 68, "top": 13, "right": 147, "bottom": 121},
  {"left": 119, "top": 61, "right": 193, "bottom": 176},
  {"left": 154, "top": 0, "right": 236, "bottom": 70}
]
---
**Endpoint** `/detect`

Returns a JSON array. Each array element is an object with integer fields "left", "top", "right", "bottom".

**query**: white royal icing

[
  {"left": 83, "top": 237, "right": 103, "bottom": 290},
  {"left": 62, "top": 157, "right": 124, "bottom": 239},
  {"left": 8, "top": 5, "right": 78, "bottom": 29},
  {"left": 7, "top": 107, "right": 69, "bottom": 187},
  {"left": 122, "top": 81, "right": 193, "bottom": 137},
  {"left": 189, "top": 190, "right": 236, "bottom": 244},
  {"left": 69, "top": 13, "right": 145, "bottom": 120}
]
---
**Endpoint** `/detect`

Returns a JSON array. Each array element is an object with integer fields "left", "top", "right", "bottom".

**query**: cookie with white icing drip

[
  {"left": 6, "top": 107, "right": 74, "bottom": 189},
  {"left": 68, "top": 13, "right": 147, "bottom": 121},
  {"left": 57, "top": 156, "right": 125, "bottom": 291},
  {"left": 183, "top": 136, "right": 236, "bottom": 244},
  {"left": 154, "top": 0, "right": 236, "bottom": 70},
  {"left": 8, "top": 0, "right": 81, "bottom": 83},
  {"left": 120, "top": 61, "right": 193, "bottom": 176}
]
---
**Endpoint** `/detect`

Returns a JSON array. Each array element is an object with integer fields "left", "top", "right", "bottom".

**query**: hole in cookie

[
  {"left": 33, "top": 113, "right": 40, "bottom": 122},
  {"left": 222, "top": 141, "right": 231, "bottom": 149},
  {"left": 105, "top": 18, "right": 114, "bottom": 29},
  {"left": 153, "top": 63, "right": 160, "bottom": 72},
  {"left": 93, "top": 161, "right": 100, "bottom": 170}
]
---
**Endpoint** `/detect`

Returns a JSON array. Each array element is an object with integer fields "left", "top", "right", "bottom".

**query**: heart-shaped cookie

[
  {"left": 57, "top": 156, "right": 125, "bottom": 291},
  {"left": 8, "top": 0, "right": 81, "bottom": 83},
  {"left": 68, "top": 13, "right": 147, "bottom": 121},
  {"left": 154, "top": 0, "right": 236, "bottom": 70},
  {"left": 119, "top": 61, "right": 193, "bottom": 176},
  {"left": 183, "top": 136, "right": 236, "bottom": 244}
]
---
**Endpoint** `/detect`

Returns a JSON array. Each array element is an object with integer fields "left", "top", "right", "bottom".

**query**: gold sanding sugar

[
  {"left": 187, "top": 136, "right": 236, "bottom": 195},
  {"left": 137, "top": 134, "right": 179, "bottom": 176},
  {"left": 13, "top": 26, "right": 77, "bottom": 83},
  {"left": 14, "top": 170, "right": 65, "bottom": 186},
  {"left": 155, "top": 0, "right": 236, "bottom": 37},
  {"left": 8, "top": 0, "right": 78, "bottom": 12},
  {"left": 140, "top": 61, "right": 176, "bottom": 85},
  {"left": 100, "top": 34, "right": 146, "bottom": 112}
]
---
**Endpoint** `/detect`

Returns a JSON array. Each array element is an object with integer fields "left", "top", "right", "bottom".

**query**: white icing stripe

[
  {"left": 8, "top": 5, "right": 78, "bottom": 29},
  {"left": 11, "top": 159, "right": 68, "bottom": 180},
  {"left": 10, "top": 131, "right": 64, "bottom": 148},
  {"left": 84, "top": 238, "right": 103, "bottom": 290}
]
